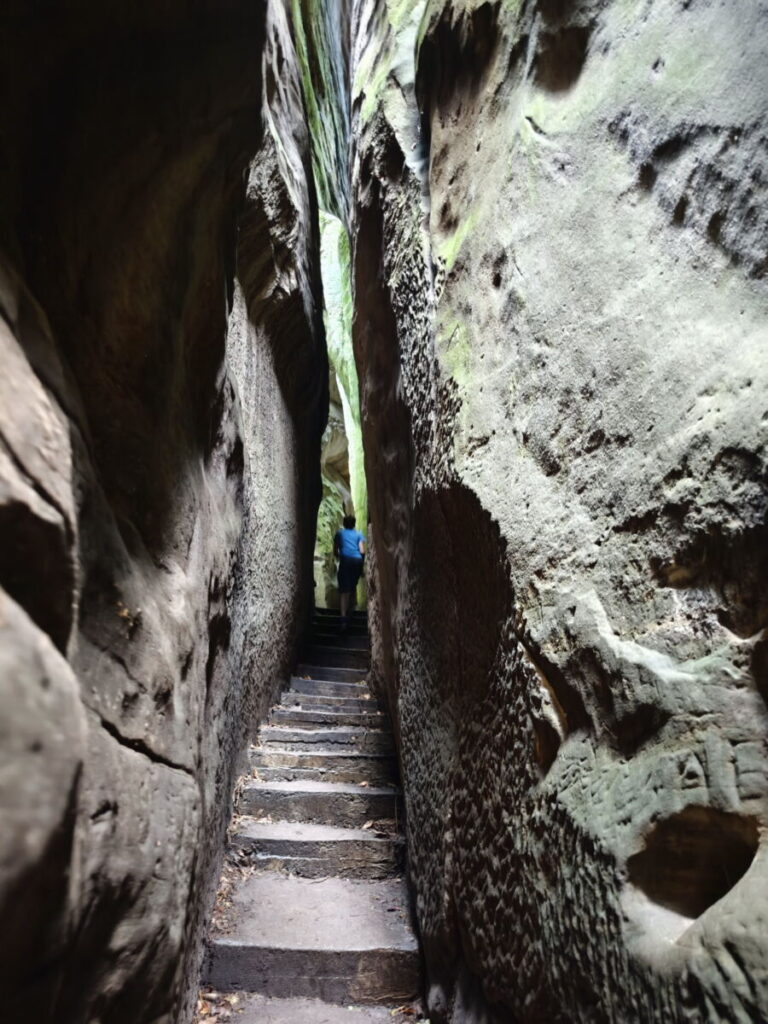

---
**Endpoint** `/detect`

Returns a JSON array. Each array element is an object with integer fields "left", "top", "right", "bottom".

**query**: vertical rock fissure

[
  {"left": 289, "top": 0, "right": 370, "bottom": 614},
  {"left": 313, "top": 210, "right": 369, "bottom": 609}
]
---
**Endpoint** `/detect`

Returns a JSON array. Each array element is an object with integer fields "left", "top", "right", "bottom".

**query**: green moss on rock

[{"left": 320, "top": 211, "right": 368, "bottom": 533}]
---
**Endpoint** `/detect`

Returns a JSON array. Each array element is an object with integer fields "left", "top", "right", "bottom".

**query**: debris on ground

[{"left": 194, "top": 989, "right": 245, "bottom": 1022}]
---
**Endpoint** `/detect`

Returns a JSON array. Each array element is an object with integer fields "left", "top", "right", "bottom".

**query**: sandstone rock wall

[
  {"left": 314, "top": 379, "right": 352, "bottom": 608},
  {"left": 0, "top": 3, "right": 325, "bottom": 1021},
  {"left": 350, "top": 1, "right": 768, "bottom": 1021}
]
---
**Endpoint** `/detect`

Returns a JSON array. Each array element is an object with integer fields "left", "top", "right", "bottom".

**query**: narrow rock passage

[{"left": 202, "top": 608, "right": 420, "bottom": 1021}]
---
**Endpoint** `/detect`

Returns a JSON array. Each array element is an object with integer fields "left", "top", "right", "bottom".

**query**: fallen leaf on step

[{"left": 362, "top": 820, "right": 373, "bottom": 830}]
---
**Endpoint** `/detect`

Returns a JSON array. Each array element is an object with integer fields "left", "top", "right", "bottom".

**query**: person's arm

[
  {"left": 333, "top": 531, "right": 341, "bottom": 558},
  {"left": 358, "top": 534, "right": 366, "bottom": 557}
]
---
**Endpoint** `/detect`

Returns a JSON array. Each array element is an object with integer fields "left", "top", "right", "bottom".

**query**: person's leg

[
  {"left": 337, "top": 556, "right": 349, "bottom": 627},
  {"left": 350, "top": 559, "right": 363, "bottom": 612}
]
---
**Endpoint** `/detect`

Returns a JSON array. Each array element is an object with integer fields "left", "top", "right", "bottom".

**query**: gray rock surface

[
  {"left": 0, "top": 2, "right": 325, "bottom": 1021},
  {"left": 349, "top": 0, "right": 768, "bottom": 1021}
]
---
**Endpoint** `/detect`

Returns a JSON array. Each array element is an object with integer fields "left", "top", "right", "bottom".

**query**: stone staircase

[{"left": 203, "top": 608, "right": 420, "bottom": 1022}]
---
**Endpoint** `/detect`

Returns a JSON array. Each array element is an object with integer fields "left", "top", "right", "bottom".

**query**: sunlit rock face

[
  {"left": 313, "top": 211, "right": 369, "bottom": 608},
  {"left": 350, "top": 1, "right": 768, "bottom": 1021},
  {"left": 315, "top": 378, "right": 352, "bottom": 608},
  {"left": 0, "top": 2, "right": 325, "bottom": 1021}
]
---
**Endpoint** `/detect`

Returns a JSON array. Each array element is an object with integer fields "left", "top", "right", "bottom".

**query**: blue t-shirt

[{"left": 335, "top": 528, "right": 365, "bottom": 560}]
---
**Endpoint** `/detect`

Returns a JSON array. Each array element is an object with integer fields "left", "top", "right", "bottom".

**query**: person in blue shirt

[{"left": 333, "top": 514, "right": 366, "bottom": 628}]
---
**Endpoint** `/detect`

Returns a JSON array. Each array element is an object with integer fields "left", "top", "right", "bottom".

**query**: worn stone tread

[
  {"left": 209, "top": 873, "right": 416, "bottom": 949},
  {"left": 245, "top": 779, "right": 398, "bottom": 796},
  {"left": 259, "top": 726, "right": 394, "bottom": 754},
  {"left": 291, "top": 676, "right": 370, "bottom": 696},
  {"left": 205, "top": 876, "right": 418, "bottom": 1002},
  {"left": 303, "top": 646, "right": 370, "bottom": 670},
  {"left": 252, "top": 765, "right": 393, "bottom": 784},
  {"left": 229, "top": 819, "right": 402, "bottom": 878},
  {"left": 252, "top": 761, "right": 397, "bottom": 782},
  {"left": 314, "top": 608, "right": 368, "bottom": 620},
  {"left": 312, "top": 621, "right": 369, "bottom": 633},
  {"left": 280, "top": 694, "right": 380, "bottom": 712},
  {"left": 238, "top": 779, "right": 400, "bottom": 827},
  {"left": 310, "top": 637, "right": 370, "bottom": 649},
  {"left": 250, "top": 748, "right": 397, "bottom": 785},
  {"left": 271, "top": 707, "right": 386, "bottom": 728},
  {"left": 251, "top": 748, "right": 394, "bottom": 763},
  {"left": 295, "top": 665, "right": 368, "bottom": 683},
  {"left": 234, "top": 819, "right": 395, "bottom": 842},
  {"left": 311, "top": 630, "right": 369, "bottom": 642},
  {"left": 226, "top": 993, "right": 395, "bottom": 1022}
]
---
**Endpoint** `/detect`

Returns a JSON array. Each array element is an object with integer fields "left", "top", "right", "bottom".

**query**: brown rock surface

[
  {"left": 350, "top": 0, "right": 768, "bottom": 1021},
  {"left": 0, "top": 2, "right": 325, "bottom": 1021}
]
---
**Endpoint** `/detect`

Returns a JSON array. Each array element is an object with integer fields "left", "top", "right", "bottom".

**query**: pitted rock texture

[
  {"left": 0, "top": 2, "right": 325, "bottom": 1022},
  {"left": 350, "top": 1, "right": 768, "bottom": 1021}
]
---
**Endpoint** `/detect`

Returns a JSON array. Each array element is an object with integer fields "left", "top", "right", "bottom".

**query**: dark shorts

[{"left": 337, "top": 555, "right": 363, "bottom": 594}]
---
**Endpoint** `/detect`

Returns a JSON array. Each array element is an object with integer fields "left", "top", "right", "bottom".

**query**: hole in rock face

[
  {"left": 416, "top": 2, "right": 500, "bottom": 117},
  {"left": 672, "top": 194, "right": 688, "bottom": 224},
  {"left": 0, "top": 500, "right": 73, "bottom": 652},
  {"left": 752, "top": 634, "right": 768, "bottom": 706},
  {"left": 532, "top": 716, "right": 560, "bottom": 773},
  {"left": 627, "top": 806, "right": 758, "bottom": 919},
  {"left": 638, "top": 162, "right": 657, "bottom": 190},
  {"left": 534, "top": 25, "right": 590, "bottom": 92}
]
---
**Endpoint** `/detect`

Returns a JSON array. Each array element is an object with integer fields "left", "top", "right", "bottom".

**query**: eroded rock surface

[
  {"left": 350, "top": 1, "right": 768, "bottom": 1021},
  {"left": 0, "top": 2, "right": 325, "bottom": 1021}
]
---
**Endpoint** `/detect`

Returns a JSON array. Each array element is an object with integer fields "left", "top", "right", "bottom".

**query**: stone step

[
  {"left": 229, "top": 819, "right": 403, "bottom": 879},
  {"left": 309, "top": 632, "right": 370, "bottom": 650},
  {"left": 250, "top": 748, "right": 397, "bottom": 785},
  {"left": 295, "top": 664, "right": 367, "bottom": 683},
  {"left": 311, "top": 630, "right": 369, "bottom": 644},
  {"left": 312, "top": 618, "right": 369, "bottom": 634},
  {"left": 303, "top": 645, "right": 370, "bottom": 670},
  {"left": 290, "top": 676, "right": 369, "bottom": 697},
  {"left": 203, "top": 874, "right": 418, "bottom": 1004},
  {"left": 281, "top": 692, "right": 380, "bottom": 712},
  {"left": 314, "top": 608, "right": 368, "bottom": 621},
  {"left": 270, "top": 707, "right": 386, "bottom": 729},
  {"left": 220, "top": 993, "right": 396, "bottom": 1023},
  {"left": 238, "top": 780, "right": 400, "bottom": 827},
  {"left": 259, "top": 726, "right": 394, "bottom": 754}
]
